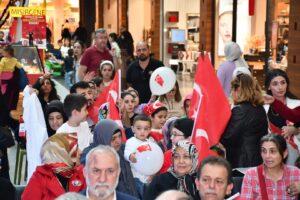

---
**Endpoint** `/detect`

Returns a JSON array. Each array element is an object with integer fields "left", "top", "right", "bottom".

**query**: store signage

[
  {"left": 9, "top": 6, "right": 45, "bottom": 18},
  {"left": 21, "top": 14, "right": 46, "bottom": 49}
]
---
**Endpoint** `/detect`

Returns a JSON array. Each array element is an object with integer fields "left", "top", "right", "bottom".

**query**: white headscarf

[{"left": 224, "top": 41, "right": 249, "bottom": 69}]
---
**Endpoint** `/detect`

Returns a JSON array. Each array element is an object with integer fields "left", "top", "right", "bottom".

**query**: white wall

[
  {"left": 163, "top": 0, "right": 200, "bottom": 65},
  {"left": 103, "top": 0, "right": 118, "bottom": 33},
  {"left": 252, "top": 0, "right": 266, "bottom": 36},
  {"left": 128, "top": 0, "right": 151, "bottom": 50}
]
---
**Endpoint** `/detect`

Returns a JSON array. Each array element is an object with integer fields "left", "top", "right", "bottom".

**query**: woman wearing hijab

[
  {"left": 217, "top": 41, "right": 250, "bottom": 97},
  {"left": 22, "top": 133, "right": 86, "bottom": 200},
  {"left": 45, "top": 100, "right": 67, "bottom": 137},
  {"left": 144, "top": 140, "right": 200, "bottom": 200},
  {"left": 80, "top": 119, "right": 139, "bottom": 198}
]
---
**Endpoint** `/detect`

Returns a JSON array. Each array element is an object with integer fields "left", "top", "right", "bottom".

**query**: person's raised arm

[{"left": 78, "top": 64, "right": 87, "bottom": 81}]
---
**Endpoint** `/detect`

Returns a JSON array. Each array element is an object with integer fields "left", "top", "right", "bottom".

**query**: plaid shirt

[{"left": 240, "top": 165, "right": 300, "bottom": 200}]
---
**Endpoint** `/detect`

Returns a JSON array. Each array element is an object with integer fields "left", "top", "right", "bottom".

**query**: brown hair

[
  {"left": 231, "top": 74, "right": 264, "bottom": 106},
  {"left": 159, "top": 81, "right": 182, "bottom": 103}
]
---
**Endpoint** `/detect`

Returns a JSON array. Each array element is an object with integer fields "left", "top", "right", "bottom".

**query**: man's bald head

[{"left": 155, "top": 190, "right": 191, "bottom": 200}]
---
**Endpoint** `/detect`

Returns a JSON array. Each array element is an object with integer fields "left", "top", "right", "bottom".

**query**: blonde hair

[{"left": 231, "top": 74, "right": 264, "bottom": 106}]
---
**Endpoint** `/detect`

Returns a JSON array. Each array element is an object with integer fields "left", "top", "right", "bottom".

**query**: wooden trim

[{"left": 199, "top": 0, "right": 215, "bottom": 64}]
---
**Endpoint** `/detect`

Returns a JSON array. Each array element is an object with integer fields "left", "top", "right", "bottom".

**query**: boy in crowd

[
  {"left": 143, "top": 101, "right": 168, "bottom": 144},
  {"left": 124, "top": 114, "right": 153, "bottom": 198},
  {"left": 56, "top": 94, "right": 92, "bottom": 152},
  {"left": 63, "top": 48, "right": 74, "bottom": 89},
  {"left": 70, "top": 81, "right": 98, "bottom": 128}
]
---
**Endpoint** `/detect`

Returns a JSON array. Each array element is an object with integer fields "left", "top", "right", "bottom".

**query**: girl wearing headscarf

[
  {"left": 80, "top": 119, "right": 139, "bottom": 198},
  {"left": 45, "top": 100, "right": 67, "bottom": 137},
  {"left": 144, "top": 140, "right": 200, "bottom": 200},
  {"left": 217, "top": 41, "right": 250, "bottom": 97},
  {"left": 22, "top": 133, "right": 86, "bottom": 200}
]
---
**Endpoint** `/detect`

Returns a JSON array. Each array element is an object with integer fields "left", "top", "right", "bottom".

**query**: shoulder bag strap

[{"left": 257, "top": 165, "right": 269, "bottom": 200}]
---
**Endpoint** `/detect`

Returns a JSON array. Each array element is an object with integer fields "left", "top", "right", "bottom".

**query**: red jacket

[
  {"left": 273, "top": 99, "right": 300, "bottom": 123},
  {"left": 159, "top": 149, "right": 172, "bottom": 174},
  {"left": 22, "top": 165, "right": 86, "bottom": 200}
]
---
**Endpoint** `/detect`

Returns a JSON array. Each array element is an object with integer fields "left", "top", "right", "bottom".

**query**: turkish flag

[
  {"left": 107, "top": 70, "right": 127, "bottom": 142},
  {"left": 94, "top": 86, "right": 110, "bottom": 108},
  {"left": 190, "top": 54, "right": 231, "bottom": 161}
]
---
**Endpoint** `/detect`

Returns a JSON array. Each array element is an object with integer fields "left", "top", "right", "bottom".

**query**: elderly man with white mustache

[{"left": 82, "top": 145, "right": 138, "bottom": 200}]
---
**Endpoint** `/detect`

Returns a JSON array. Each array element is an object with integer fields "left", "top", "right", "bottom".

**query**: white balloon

[
  {"left": 133, "top": 142, "right": 164, "bottom": 176},
  {"left": 150, "top": 67, "right": 176, "bottom": 95}
]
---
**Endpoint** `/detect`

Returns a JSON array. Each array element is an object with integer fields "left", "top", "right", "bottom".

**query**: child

[
  {"left": 56, "top": 94, "right": 93, "bottom": 151},
  {"left": 121, "top": 92, "right": 137, "bottom": 139},
  {"left": 182, "top": 93, "right": 192, "bottom": 117},
  {"left": 0, "top": 45, "right": 22, "bottom": 103},
  {"left": 158, "top": 81, "right": 182, "bottom": 118},
  {"left": 63, "top": 48, "right": 74, "bottom": 89},
  {"left": 143, "top": 101, "right": 168, "bottom": 143},
  {"left": 60, "top": 38, "right": 71, "bottom": 58},
  {"left": 124, "top": 114, "right": 152, "bottom": 198}
]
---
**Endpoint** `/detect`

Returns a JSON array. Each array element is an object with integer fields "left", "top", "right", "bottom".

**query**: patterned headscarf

[
  {"left": 168, "top": 140, "right": 199, "bottom": 195},
  {"left": 41, "top": 133, "right": 78, "bottom": 178},
  {"left": 170, "top": 140, "right": 198, "bottom": 175}
]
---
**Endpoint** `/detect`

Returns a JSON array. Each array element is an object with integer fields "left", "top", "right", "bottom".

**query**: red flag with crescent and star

[
  {"left": 106, "top": 70, "right": 127, "bottom": 142},
  {"left": 189, "top": 54, "right": 231, "bottom": 161}
]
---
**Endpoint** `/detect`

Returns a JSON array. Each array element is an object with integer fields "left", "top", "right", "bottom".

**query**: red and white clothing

[
  {"left": 56, "top": 121, "right": 92, "bottom": 151},
  {"left": 264, "top": 98, "right": 300, "bottom": 165},
  {"left": 241, "top": 165, "right": 300, "bottom": 200},
  {"left": 149, "top": 129, "right": 164, "bottom": 143},
  {"left": 22, "top": 165, "right": 86, "bottom": 200}
]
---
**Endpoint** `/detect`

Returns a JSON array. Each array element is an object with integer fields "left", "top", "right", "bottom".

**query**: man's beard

[
  {"left": 87, "top": 178, "right": 119, "bottom": 199},
  {"left": 138, "top": 54, "right": 149, "bottom": 61}
]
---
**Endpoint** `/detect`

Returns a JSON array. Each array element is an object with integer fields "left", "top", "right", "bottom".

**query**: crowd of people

[{"left": 0, "top": 26, "right": 300, "bottom": 200}]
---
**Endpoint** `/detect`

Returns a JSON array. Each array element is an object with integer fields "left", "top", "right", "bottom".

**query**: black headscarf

[{"left": 45, "top": 100, "right": 67, "bottom": 137}]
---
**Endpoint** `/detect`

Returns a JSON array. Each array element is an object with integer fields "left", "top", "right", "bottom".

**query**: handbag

[{"left": 0, "top": 126, "right": 15, "bottom": 149}]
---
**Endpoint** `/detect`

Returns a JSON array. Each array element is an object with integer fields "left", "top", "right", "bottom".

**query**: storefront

[
  {"left": 29, "top": 0, "right": 80, "bottom": 47},
  {"left": 162, "top": 0, "right": 200, "bottom": 67},
  {"left": 211, "top": 0, "right": 292, "bottom": 87}
]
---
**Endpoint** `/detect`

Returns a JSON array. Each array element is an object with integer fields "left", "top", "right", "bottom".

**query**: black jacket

[
  {"left": 221, "top": 102, "right": 268, "bottom": 169},
  {"left": 144, "top": 172, "right": 200, "bottom": 200}
]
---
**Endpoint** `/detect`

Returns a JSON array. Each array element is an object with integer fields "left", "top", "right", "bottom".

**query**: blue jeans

[
  {"left": 134, "top": 178, "right": 144, "bottom": 199},
  {"left": 64, "top": 71, "right": 74, "bottom": 89}
]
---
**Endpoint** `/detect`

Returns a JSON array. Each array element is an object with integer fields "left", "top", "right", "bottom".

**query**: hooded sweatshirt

[{"left": 80, "top": 119, "right": 138, "bottom": 198}]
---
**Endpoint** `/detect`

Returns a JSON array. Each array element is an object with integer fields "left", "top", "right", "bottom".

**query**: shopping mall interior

[{"left": 0, "top": 0, "right": 299, "bottom": 95}]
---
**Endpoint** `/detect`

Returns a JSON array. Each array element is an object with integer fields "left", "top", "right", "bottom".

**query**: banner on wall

[
  {"left": 9, "top": 6, "right": 45, "bottom": 17},
  {"left": 218, "top": 0, "right": 251, "bottom": 56},
  {"left": 9, "top": 6, "right": 46, "bottom": 49},
  {"left": 21, "top": 14, "right": 46, "bottom": 49}
]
